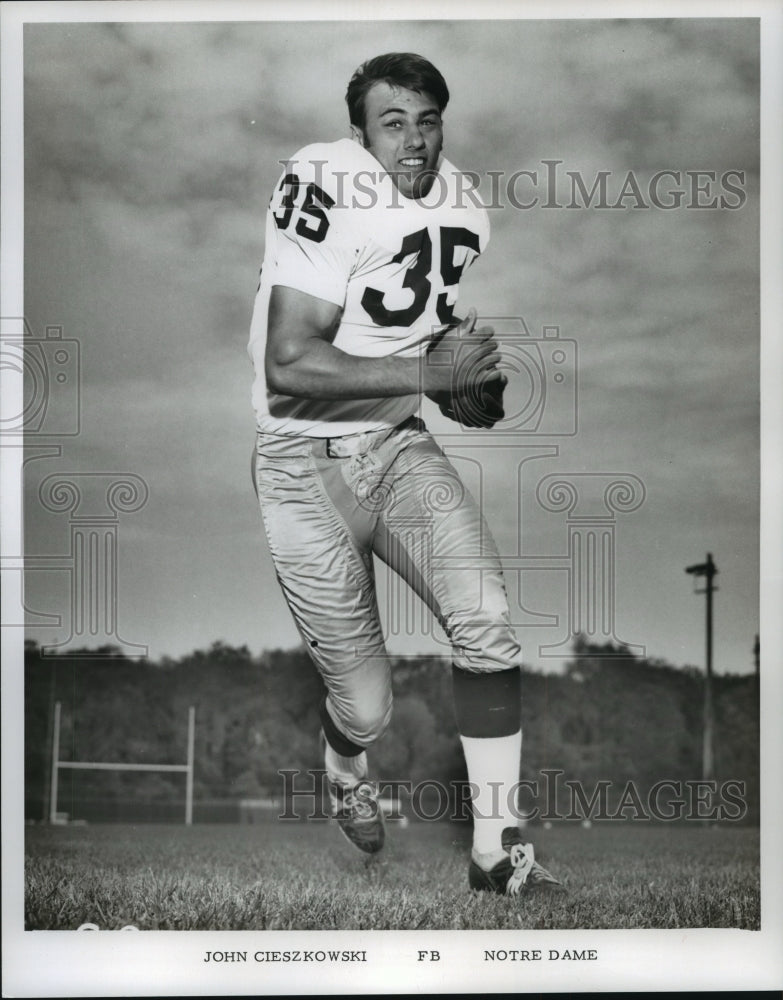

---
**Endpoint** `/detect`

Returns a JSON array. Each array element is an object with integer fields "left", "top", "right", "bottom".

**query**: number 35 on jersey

[{"left": 266, "top": 146, "right": 489, "bottom": 337}]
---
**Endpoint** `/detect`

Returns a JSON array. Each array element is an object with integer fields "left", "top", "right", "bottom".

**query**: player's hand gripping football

[{"left": 424, "top": 308, "right": 508, "bottom": 429}]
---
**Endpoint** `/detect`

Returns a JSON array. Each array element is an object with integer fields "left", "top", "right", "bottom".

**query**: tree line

[{"left": 23, "top": 637, "right": 759, "bottom": 822}]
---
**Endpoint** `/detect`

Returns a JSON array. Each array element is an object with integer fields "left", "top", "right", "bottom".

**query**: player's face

[{"left": 353, "top": 82, "right": 443, "bottom": 200}]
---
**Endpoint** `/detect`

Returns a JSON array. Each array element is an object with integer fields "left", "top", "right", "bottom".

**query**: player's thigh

[
  {"left": 255, "top": 443, "right": 390, "bottom": 705},
  {"left": 374, "top": 433, "right": 521, "bottom": 671}
]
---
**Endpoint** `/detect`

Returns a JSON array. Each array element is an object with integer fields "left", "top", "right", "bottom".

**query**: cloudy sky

[{"left": 16, "top": 15, "right": 763, "bottom": 674}]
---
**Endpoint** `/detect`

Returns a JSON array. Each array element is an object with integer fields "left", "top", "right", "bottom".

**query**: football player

[{"left": 248, "top": 52, "right": 563, "bottom": 896}]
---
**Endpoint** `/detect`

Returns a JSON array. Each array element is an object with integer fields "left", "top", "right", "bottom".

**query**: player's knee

[
  {"left": 341, "top": 695, "right": 393, "bottom": 747},
  {"left": 444, "top": 610, "right": 523, "bottom": 674}
]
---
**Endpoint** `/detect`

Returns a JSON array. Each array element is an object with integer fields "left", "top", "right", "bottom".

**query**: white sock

[
  {"left": 324, "top": 742, "right": 367, "bottom": 787},
  {"left": 460, "top": 730, "right": 522, "bottom": 859}
]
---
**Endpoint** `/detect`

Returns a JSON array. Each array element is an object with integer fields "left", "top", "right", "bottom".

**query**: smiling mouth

[{"left": 399, "top": 158, "right": 426, "bottom": 168}]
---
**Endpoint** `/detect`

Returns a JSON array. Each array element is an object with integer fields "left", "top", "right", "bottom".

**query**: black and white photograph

[{"left": 2, "top": 1, "right": 782, "bottom": 996}]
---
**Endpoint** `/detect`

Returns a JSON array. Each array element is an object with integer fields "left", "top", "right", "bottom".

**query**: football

[{"left": 430, "top": 371, "right": 508, "bottom": 429}]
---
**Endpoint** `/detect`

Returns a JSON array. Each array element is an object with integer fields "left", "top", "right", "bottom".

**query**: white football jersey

[{"left": 248, "top": 138, "right": 490, "bottom": 437}]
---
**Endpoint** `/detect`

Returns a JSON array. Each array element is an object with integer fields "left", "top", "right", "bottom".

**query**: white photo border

[{"left": 2, "top": 0, "right": 782, "bottom": 995}]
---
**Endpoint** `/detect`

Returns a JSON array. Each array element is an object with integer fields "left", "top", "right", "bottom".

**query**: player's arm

[
  {"left": 265, "top": 286, "right": 502, "bottom": 401},
  {"left": 424, "top": 317, "right": 464, "bottom": 408}
]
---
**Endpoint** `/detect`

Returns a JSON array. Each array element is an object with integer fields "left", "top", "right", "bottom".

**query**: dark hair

[{"left": 346, "top": 52, "right": 449, "bottom": 132}]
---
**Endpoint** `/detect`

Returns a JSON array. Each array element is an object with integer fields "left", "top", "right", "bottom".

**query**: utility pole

[{"left": 685, "top": 553, "right": 718, "bottom": 781}]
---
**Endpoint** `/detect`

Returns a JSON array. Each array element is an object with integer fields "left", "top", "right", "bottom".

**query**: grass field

[{"left": 25, "top": 820, "right": 759, "bottom": 931}]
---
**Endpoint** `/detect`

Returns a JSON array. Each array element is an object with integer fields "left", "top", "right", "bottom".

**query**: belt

[
  {"left": 256, "top": 416, "right": 424, "bottom": 460},
  {"left": 321, "top": 415, "right": 422, "bottom": 458}
]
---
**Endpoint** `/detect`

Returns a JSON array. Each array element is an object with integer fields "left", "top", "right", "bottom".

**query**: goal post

[{"left": 49, "top": 702, "right": 196, "bottom": 824}]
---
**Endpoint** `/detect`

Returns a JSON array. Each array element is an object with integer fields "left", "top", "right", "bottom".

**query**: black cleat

[
  {"left": 328, "top": 778, "right": 385, "bottom": 855},
  {"left": 469, "top": 826, "right": 565, "bottom": 895}
]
